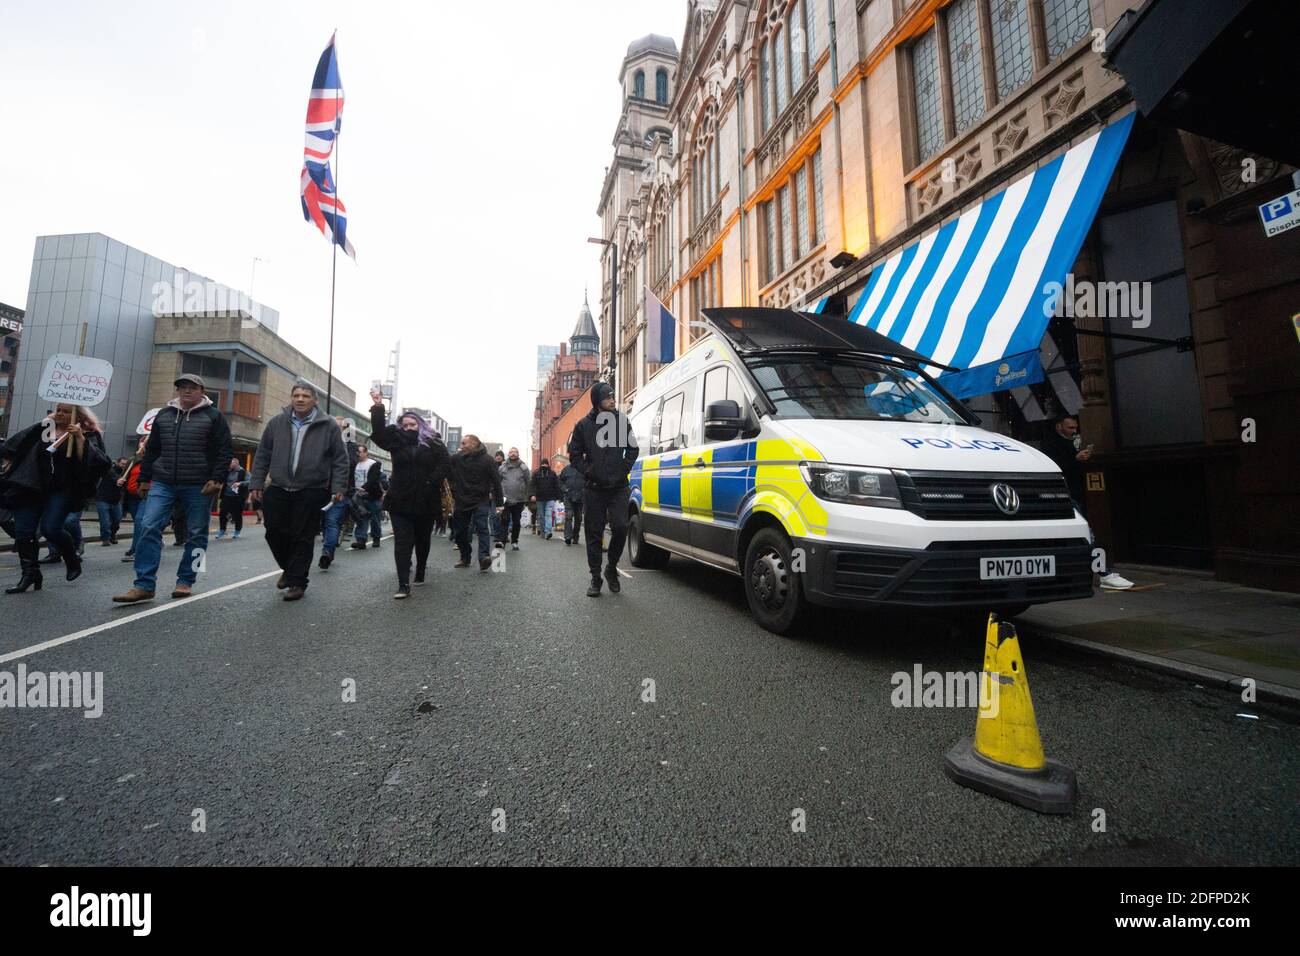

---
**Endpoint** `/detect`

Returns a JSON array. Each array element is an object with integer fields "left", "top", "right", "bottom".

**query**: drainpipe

[
  {"left": 736, "top": 72, "right": 749, "bottom": 306},
  {"left": 827, "top": 0, "right": 849, "bottom": 256}
]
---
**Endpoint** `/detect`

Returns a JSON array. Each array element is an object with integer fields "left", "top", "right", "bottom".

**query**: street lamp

[{"left": 586, "top": 236, "right": 618, "bottom": 397}]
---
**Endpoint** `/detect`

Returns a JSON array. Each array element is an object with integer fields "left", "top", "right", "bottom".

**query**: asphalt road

[{"left": 1, "top": 521, "right": 1297, "bottom": 866}]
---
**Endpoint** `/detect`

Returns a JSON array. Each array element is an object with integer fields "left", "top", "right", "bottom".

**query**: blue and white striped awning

[{"left": 837, "top": 112, "right": 1135, "bottom": 396}]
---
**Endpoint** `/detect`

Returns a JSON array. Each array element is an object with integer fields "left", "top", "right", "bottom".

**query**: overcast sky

[{"left": 0, "top": 0, "right": 684, "bottom": 451}]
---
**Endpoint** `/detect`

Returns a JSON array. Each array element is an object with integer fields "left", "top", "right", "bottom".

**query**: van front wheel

[{"left": 744, "top": 528, "right": 807, "bottom": 635}]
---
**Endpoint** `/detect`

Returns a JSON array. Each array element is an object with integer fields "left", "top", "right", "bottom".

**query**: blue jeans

[
  {"left": 321, "top": 497, "right": 350, "bottom": 555},
  {"left": 12, "top": 491, "right": 73, "bottom": 554},
  {"left": 133, "top": 482, "right": 212, "bottom": 591},
  {"left": 490, "top": 506, "right": 504, "bottom": 543},
  {"left": 354, "top": 496, "right": 383, "bottom": 543},
  {"left": 96, "top": 500, "right": 122, "bottom": 539},
  {"left": 453, "top": 503, "right": 493, "bottom": 562},
  {"left": 538, "top": 499, "right": 556, "bottom": 535},
  {"left": 123, "top": 496, "right": 144, "bottom": 553}
]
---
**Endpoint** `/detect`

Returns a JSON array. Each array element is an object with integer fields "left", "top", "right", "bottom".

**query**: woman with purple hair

[{"left": 368, "top": 389, "right": 449, "bottom": 598}]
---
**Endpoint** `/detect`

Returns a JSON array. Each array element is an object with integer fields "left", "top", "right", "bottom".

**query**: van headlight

[{"left": 799, "top": 463, "right": 903, "bottom": 509}]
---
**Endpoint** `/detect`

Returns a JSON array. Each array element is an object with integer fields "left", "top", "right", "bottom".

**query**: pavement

[
  {"left": 1019, "top": 566, "right": 1300, "bottom": 702},
  {"left": 0, "top": 521, "right": 1297, "bottom": 866}
]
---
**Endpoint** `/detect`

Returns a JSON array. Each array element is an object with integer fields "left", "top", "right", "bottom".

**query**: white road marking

[
  {"left": 0, "top": 569, "right": 283, "bottom": 665},
  {"left": 618, "top": 568, "right": 633, "bottom": 579},
  {"left": 0, "top": 530, "right": 382, "bottom": 664}
]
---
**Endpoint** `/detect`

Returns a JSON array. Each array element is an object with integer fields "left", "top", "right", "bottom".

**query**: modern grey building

[{"left": 9, "top": 232, "right": 280, "bottom": 458}]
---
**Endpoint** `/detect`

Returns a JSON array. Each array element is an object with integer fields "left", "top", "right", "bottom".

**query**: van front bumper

[{"left": 795, "top": 536, "right": 1094, "bottom": 609}]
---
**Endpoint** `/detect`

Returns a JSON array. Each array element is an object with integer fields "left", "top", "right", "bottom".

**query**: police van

[{"left": 624, "top": 307, "right": 1093, "bottom": 634}]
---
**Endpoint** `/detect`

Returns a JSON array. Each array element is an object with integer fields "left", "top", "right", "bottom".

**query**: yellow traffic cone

[{"left": 943, "top": 614, "right": 1077, "bottom": 814}]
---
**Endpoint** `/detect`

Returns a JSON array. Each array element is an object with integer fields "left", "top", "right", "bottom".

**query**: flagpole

[{"left": 326, "top": 80, "right": 339, "bottom": 417}]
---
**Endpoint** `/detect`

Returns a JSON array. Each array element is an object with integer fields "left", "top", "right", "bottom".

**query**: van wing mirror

[{"left": 704, "top": 399, "right": 745, "bottom": 441}]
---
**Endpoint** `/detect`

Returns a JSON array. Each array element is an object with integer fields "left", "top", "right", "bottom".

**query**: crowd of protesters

[{"left": 1, "top": 371, "right": 643, "bottom": 603}]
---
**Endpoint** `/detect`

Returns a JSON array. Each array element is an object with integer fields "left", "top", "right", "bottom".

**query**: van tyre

[
  {"left": 628, "top": 512, "right": 670, "bottom": 569},
  {"left": 744, "top": 528, "right": 807, "bottom": 635}
]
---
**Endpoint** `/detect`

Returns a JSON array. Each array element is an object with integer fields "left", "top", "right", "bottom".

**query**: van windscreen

[{"left": 744, "top": 355, "right": 967, "bottom": 424}]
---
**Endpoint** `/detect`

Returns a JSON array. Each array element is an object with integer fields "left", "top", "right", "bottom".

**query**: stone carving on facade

[
  {"left": 1043, "top": 71, "right": 1086, "bottom": 130},
  {"left": 992, "top": 111, "right": 1029, "bottom": 164},
  {"left": 689, "top": 204, "right": 723, "bottom": 263},
  {"left": 955, "top": 145, "right": 982, "bottom": 190},
  {"left": 916, "top": 172, "right": 945, "bottom": 216},
  {"left": 1192, "top": 135, "right": 1284, "bottom": 202}
]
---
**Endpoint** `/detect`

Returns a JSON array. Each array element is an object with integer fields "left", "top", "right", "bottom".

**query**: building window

[
  {"left": 760, "top": 147, "right": 825, "bottom": 285},
  {"left": 774, "top": 27, "right": 788, "bottom": 115},
  {"left": 763, "top": 200, "right": 777, "bottom": 282},
  {"left": 690, "top": 256, "right": 722, "bottom": 343},
  {"left": 656, "top": 68, "right": 669, "bottom": 104},
  {"left": 691, "top": 102, "right": 721, "bottom": 230},
  {"left": 763, "top": 1, "right": 818, "bottom": 131},
  {"left": 634, "top": 70, "right": 645, "bottom": 99},
  {"left": 812, "top": 147, "right": 824, "bottom": 244},
  {"left": 1042, "top": 0, "right": 1092, "bottom": 59},
  {"left": 794, "top": 165, "right": 810, "bottom": 261},
  {"left": 912, "top": 29, "right": 944, "bottom": 162},
  {"left": 947, "top": 0, "right": 985, "bottom": 134},
  {"left": 911, "top": 1, "right": 1093, "bottom": 165},
  {"left": 991, "top": 0, "right": 1033, "bottom": 99}
]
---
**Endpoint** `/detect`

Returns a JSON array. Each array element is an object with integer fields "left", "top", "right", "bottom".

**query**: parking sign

[{"left": 1259, "top": 190, "right": 1300, "bottom": 237}]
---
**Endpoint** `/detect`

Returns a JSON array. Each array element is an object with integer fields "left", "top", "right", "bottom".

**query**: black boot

[
  {"left": 52, "top": 532, "right": 83, "bottom": 582},
  {"left": 5, "top": 538, "right": 43, "bottom": 594}
]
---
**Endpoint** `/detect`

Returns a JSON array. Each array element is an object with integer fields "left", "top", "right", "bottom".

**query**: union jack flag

[{"left": 300, "top": 33, "right": 356, "bottom": 258}]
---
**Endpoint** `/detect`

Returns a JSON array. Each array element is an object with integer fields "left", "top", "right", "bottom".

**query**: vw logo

[{"left": 990, "top": 483, "right": 1020, "bottom": 515}]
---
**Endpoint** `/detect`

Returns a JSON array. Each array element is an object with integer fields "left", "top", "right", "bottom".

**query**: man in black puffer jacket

[
  {"left": 114, "top": 374, "right": 232, "bottom": 604},
  {"left": 568, "top": 381, "right": 638, "bottom": 596},
  {"left": 447, "top": 434, "right": 503, "bottom": 571}
]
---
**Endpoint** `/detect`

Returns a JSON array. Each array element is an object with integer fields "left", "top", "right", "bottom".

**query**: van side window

[
  {"left": 655, "top": 392, "right": 685, "bottom": 453},
  {"left": 630, "top": 400, "right": 659, "bottom": 453},
  {"left": 701, "top": 366, "right": 746, "bottom": 444}
]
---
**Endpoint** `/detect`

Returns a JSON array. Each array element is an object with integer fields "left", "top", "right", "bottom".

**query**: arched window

[
  {"left": 655, "top": 69, "right": 669, "bottom": 104},
  {"left": 691, "top": 102, "right": 720, "bottom": 229},
  {"left": 633, "top": 70, "right": 645, "bottom": 99}
]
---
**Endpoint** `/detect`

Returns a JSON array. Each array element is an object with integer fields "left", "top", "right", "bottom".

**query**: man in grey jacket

[
  {"left": 249, "top": 380, "right": 350, "bottom": 600},
  {"left": 497, "top": 447, "right": 530, "bottom": 550}
]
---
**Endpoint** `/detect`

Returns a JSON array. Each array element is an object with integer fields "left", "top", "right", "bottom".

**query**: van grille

[{"left": 895, "top": 471, "right": 1075, "bottom": 521}]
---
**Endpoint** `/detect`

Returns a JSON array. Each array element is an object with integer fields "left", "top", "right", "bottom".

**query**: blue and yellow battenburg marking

[{"left": 631, "top": 436, "right": 831, "bottom": 540}]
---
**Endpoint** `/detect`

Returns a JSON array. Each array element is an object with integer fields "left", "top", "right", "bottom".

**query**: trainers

[
  {"left": 319, "top": 552, "right": 333, "bottom": 570},
  {"left": 393, "top": 586, "right": 411, "bottom": 600},
  {"left": 283, "top": 586, "right": 305, "bottom": 601},
  {"left": 479, "top": 557, "right": 492, "bottom": 572},
  {"left": 121, "top": 554, "right": 134, "bottom": 562},
  {"left": 605, "top": 566, "right": 621, "bottom": 594},
  {"left": 112, "top": 588, "right": 155, "bottom": 604},
  {"left": 545, "top": 532, "right": 553, "bottom": 540},
  {"left": 586, "top": 578, "right": 602, "bottom": 597},
  {"left": 414, "top": 569, "right": 426, "bottom": 585},
  {"left": 372, "top": 540, "right": 381, "bottom": 550},
  {"left": 511, "top": 543, "right": 519, "bottom": 551},
  {"left": 454, "top": 559, "right": 471, "bottom": 568},
  {"left": 215, "top": 531, "right": 226, "bottom": 540},
  {"left": 171, "top": 584, "right": 193, "bottom": 599},
  {"left": 1100, "top": 572, "right": 1135, "bottom": 590},
  {"left": 351, "top": 541, "right": 367, "bottom": 550},
  {"left": 231, "top": 532, "right": 240, "bottom": 540},
  {"left": 101, "top": 540, "right": 113, "bottom": 547},
  {"left": 276, "top": 573, "right": 289, "bottom": 590}
]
